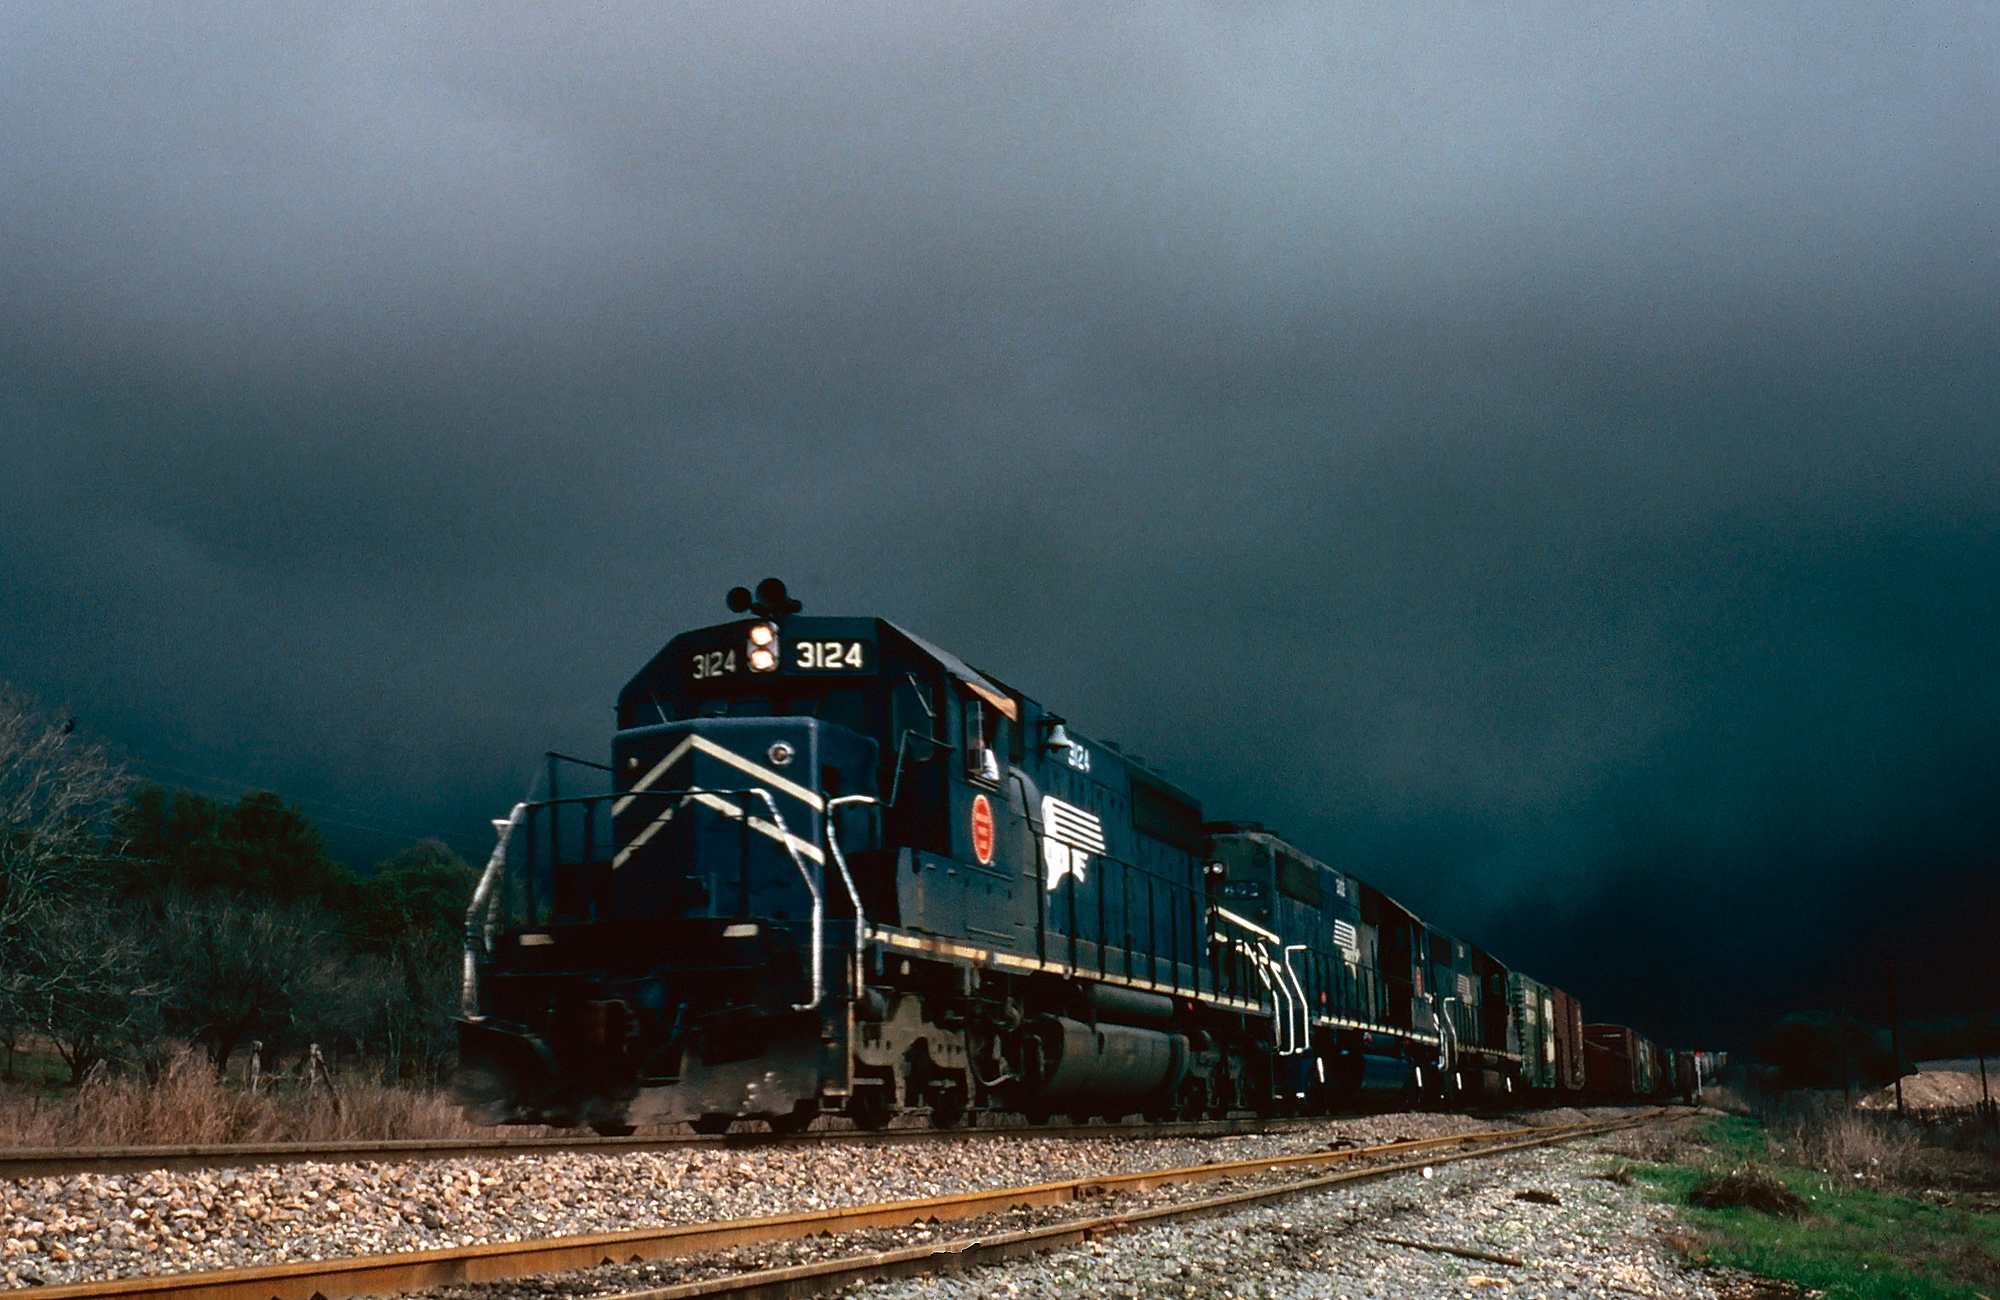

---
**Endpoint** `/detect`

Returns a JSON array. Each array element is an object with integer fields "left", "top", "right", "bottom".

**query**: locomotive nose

[{"left": 608, "top": 717, "right": 833, "bottom": 921}]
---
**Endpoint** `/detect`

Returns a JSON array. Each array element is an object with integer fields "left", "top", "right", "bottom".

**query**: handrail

[
  {"left": 461, "top": 803, "right": 528, "bottom": 1019},
  {"left": 1281, "top": 944, "right": 1311, "bottom": 1056},
  {"left": 823, "top": 794, "right": 877, "bottom": 996},
  {"left": 1216, "top": 933, "right": 1289, "bottom": 1055},
  {"left": 545, "top": 749, "right": 614, "bottom": 773},
  {"left": 1249, "top": 949, "right": 1285, "bottom": 1054},
  {"left": 728, "top": 787, "right": 823, "bottom": 1012},
  {"left": 1263, "top": 945, "right": 1297, "bottom": 1055},
  {"left": 476, "top": 785, "right": 828, "bottom": 1013}
]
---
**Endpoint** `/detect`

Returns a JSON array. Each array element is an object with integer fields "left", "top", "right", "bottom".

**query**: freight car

[{"left": 457, "top": 582, "right": 1691, "bottom": 1132}]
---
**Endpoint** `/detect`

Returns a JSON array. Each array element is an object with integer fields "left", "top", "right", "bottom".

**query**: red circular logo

[{"left": 970, "top": 794, "right": 994, "bottom": 865}]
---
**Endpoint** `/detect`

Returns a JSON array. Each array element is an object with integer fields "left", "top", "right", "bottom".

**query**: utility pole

[
  {"left": 1838, "top": 1004, "right": 1852, "bottom": 1108},
  {"left": 1886, "top": 955, "right": 1905, "bottom": 1119},
  {"left": 1979, "top": 1039, "right": 1991, "bottom": 1130},
  {"left": 1981, "top": 1011, "right": 1995, "bottom": 1135}
]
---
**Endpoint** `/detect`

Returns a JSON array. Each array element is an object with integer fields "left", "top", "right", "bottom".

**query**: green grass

[
  {"left": 1, "top": 1041, "right": 76, "bottom": 1093},
  {"left": 1632, "top": 1116, "right": 2000, "bottom": 1300}
]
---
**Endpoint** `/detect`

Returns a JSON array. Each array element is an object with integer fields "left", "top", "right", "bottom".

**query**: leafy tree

[
  {"left": 7, "top": 752, "right": 480, "bottom": 1086},
  {"left": 115, "top": 786, "right": 354, "bottom": 905},
  {"left": 353, "top": 839, "right": 477, "bottom": 952},
  {"left": 345, "top": 840, "right": 477, "bottom": 1082},
  {"left": 1754, "top": 1011, "right": 1899, "bottom": 1090}
]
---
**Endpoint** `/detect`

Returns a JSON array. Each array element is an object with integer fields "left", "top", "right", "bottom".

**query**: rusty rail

[
  {"left": 608, "top": 1115, "right": 1656, "bottom": 1300},
  {"left": 23, "top": 1114, "right": 1658, "bottom": 1300}
]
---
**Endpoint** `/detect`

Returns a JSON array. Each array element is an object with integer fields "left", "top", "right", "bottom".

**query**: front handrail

[
  {"left": 461, "top": 802, "right": 528, "bottom": 1019},
  {"left": 1281, "top": 944, "right": 1311, "bottom": 1056},
  {"left": 468, "top": 785, "right": 829, "bottom": 1014},
  {"left": 728, "top": 786, "right": 824, "bottom": 1012},
  {"left": 822, "top": 794, "right": 878, "bottom": 996}
]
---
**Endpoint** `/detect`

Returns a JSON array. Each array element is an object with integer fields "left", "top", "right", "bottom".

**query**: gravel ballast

[
  {"left": 0, "top": 1109, "right": 1645, "bottom": 1290},
  {"left": 852, "top": 1120, "right": 1716, "bottom": 1300}
]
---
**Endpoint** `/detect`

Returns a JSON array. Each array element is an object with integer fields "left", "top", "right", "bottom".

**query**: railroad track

[
  {"left": 23, "top": 1112, "right": 1662, "bottom": 1300},
  {"left": 0, "top": 1116, "right": 1310, "bottom": 1180}
]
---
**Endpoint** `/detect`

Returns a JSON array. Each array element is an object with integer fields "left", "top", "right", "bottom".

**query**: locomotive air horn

[{"left": 726, "top": 577, "right": 804, "bottom": 619}]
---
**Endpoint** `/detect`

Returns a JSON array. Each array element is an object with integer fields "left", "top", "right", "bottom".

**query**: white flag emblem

[{"left": 1040, "top": 796, "right": 1107, "bottom": 890}]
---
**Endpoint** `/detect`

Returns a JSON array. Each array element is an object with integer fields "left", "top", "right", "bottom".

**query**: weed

[
  {"left": 1637, "top": 1116, "right": 2000, "bottom": 1300},
  {"left": 0, "top": 1045, "right": 508, "bottom": 1145},
  {"left": 1687, "top": 1166, "right": 1811, "bottom": 1218}
]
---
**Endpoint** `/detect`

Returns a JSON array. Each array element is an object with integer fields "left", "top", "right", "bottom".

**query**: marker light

[
  {"left": 749, "top": 647, "right": 777, "bottom": 672},
  {"left": 748, "top": 622, "right": 777, "bottom": 647}
]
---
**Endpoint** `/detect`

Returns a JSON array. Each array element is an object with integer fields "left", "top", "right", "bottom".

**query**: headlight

[{"left": 748, "top": 622, "right": 779, "bottom": 671}]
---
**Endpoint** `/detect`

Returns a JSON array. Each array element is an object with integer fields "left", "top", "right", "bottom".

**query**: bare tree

[
  {"left": 156, "top": 893, "right": 343, "bottom": 1075},
  {"left": 0, "top": 686, "right": 131, "bottom": 1073},
  {"left": 0, "top": 685, "right": 128, "bottom": 932},
  {"left": 22, "top": 904, "right": 163, "bottom": 1083}
]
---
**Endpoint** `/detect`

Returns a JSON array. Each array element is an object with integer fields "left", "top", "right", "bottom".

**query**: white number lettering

[
  {"left": 693, "top": 649, "right": 737, "bottom": 680},
  {"left": 1066, "top": 744, "right": 1091, "bottom": 773},
  {"left": 788, "top": 639, "right": 868, "bottom": 670}
]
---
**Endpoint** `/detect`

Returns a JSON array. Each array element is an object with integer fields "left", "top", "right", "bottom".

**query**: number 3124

[{"left": 795, "top": 640, "right": 865, "bottom": 670}]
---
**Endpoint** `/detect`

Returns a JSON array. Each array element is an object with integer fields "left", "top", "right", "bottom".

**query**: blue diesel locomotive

[{"left": 456, "top": 581, "right": 1689, "bottom": 1134}]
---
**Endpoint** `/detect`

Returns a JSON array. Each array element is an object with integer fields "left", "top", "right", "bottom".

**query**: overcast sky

[{"left": 4, "top": 2, "right": 1995, "bottom": 1048}]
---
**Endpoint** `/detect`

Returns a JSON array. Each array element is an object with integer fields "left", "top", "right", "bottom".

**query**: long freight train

[{"left": 457, "top": 581, "right": 1717, "bottom": 1134}]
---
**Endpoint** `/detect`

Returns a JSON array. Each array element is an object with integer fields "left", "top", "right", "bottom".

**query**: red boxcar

[
  {"left": 1550, "top": 987, "right": 1587, "bottom": 1094},
  {"left": 1584, "top": 1023, "right": 1647, "bottom": 1099}
]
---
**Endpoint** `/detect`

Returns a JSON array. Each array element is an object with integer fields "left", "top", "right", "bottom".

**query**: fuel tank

[{"left": 1016, "top": 1015, "right": 1189, "bottom": 1118}]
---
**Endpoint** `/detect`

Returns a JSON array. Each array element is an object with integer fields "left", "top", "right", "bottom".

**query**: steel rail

[
  {"left": 20, "top": 1113, "right": 1659, "bottom": 1300},
  {"left": 608, "top": 1113, "right": 1658, "bottom": 1300},
  {"left": 0, "top": 1116, "right": 1313, "bottom": 1180}
]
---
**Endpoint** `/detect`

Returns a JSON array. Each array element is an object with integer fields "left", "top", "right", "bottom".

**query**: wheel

[
  {"left": 767, "top": 1102, "right": 818, "bottom": 1135},
  {"left": 691, "top": 1113, "right": 734, "bottom": 1135},
  {"left": 1023, "top": 1107, "right": 1053, "bottom": 1126},
  {"left": 927, "top": 1081, "right": 968, "bottom": 1130},
  {"left": 850, "top": 1084, "right": 894, "bottom": 1132},
  {"left": 590, "top": 1123, "right": 637, "bottom": 1137}
]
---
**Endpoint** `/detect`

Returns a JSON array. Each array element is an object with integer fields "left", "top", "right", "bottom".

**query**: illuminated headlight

[{"left": 747, "top": 622, "right": 779, "bottom": 671}]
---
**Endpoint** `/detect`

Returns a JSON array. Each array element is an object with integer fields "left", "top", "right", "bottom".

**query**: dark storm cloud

[{"left": 4, "top": 2, "right": 1997, "bottom": 1043}]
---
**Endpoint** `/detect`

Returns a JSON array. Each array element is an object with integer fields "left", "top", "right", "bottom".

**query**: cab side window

[{"left": 961, "top": 693, "right": 1003, "bottom": 781}]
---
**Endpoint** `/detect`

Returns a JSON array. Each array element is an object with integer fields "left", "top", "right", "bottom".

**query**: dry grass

[
  {"left": 1687, "top": 1165, "right": 1812, "bottom": 1217},
  {"left": 0, "top": 1048, "right": 489, "bottom": 1147},
  {"left": 1701, "top": 1083, "right": 1757, "bottom": 1116},
  {"left": 1600, "top": 1113, "right": 1713, "bottom": 1166},
  {"left": 1755, "top": 1092, "right": 2000, "bottom": 1200},
  {"left": 1764, "top": 1095, "right": 1929, "bottom": 1186}
]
